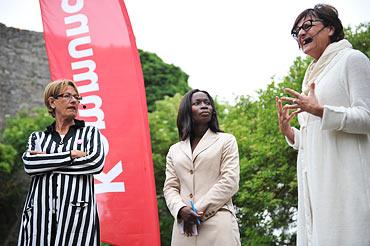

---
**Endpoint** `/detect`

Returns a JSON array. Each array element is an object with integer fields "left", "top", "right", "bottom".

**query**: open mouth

[{"left": 301, "top": 37, "right": 313, "bottom": 46}]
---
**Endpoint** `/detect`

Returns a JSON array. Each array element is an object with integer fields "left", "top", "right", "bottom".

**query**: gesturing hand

[
  {"left": 280, "top": 83, "right": 323, "bottom": 117},
  {"left": 276, "top": 96, "right": 295, "bottom": 143}
]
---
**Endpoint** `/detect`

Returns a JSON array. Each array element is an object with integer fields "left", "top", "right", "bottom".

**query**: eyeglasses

[
  {"left": 54, "top": 93, "right": 82, "bottom": 102},
  {"left": 292, "top": 19, "right": 324, "bottom": 39}
]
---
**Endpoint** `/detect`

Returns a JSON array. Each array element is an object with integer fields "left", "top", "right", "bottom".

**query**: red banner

[{"left": 39, "top": 0, "right": 160, "bottom": 245}]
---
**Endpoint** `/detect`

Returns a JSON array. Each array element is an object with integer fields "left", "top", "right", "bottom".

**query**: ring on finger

[{"left": 293, "top": 99, "right": 296, "bottom": 104}]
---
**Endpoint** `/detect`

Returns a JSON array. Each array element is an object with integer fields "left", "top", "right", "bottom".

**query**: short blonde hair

[{"left": 44, "top": 79, "right": 79, "bottom": 118}]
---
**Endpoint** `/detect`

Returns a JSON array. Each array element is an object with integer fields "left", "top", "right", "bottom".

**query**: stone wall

[
  {"left": 0, "top": 23, "right": 51, "bottom": 245},
  {"left": 0, "top": 23, "right": 50, "bottom": 129}
]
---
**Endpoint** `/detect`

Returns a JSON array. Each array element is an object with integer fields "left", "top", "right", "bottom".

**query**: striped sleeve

[
  {"left": 58, "top": 126, "right": 105, "bottom": 175},
  {"left": 22, "top": 132, "right": 72, "bottom": 175}
]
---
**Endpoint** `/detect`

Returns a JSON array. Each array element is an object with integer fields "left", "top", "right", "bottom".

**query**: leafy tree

[
  {"left": 1, "top": 108, "right": 53, "bottom": 154},
  {"left": 139, "top": 49, "right": 191, "bottom": 112},
  {"left": 0, "top": 144, "right": 17, "bottom": 174},
  {"left": 221, "top": 56, "right": 311, "bottom": 245},
  {"left": 345, "top": 22, "right": 370, "bottom": 58},
  {"left": 0, "top": 108, "right": 53, "bottom": 245},
  {"left": 149, "top": 94, "right": 182, "bottom": 192},
  {"left": 148, "top": 94, "right": 182, "bottom": 246}
]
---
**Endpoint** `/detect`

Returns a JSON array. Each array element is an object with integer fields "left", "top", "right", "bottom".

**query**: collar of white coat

[{"left": 302, "top": 39, "right": 352, "bottom": 96}]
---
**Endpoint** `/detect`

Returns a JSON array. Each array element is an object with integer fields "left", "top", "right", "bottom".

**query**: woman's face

[
  {"left": 191, "top": 92, "right": 213, "bottom": 126},
  {"left": 50, "top": 85, "right": 80, "bottom": 121},
  {"left": 296, "top": 15, "right": 334, "bottom": 61}
]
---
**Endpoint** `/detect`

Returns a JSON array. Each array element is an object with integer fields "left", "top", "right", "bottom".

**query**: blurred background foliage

[
  {"left": 0, "top": 22, "right": 369, "bottom": 246},
  {"left": 139, "top": 49, "right": 191, "bottom": 112}
]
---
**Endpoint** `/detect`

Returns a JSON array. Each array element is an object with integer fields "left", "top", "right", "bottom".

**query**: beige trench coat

[{"left": 163, "top": 129, "right": 241, "bottom": 246}]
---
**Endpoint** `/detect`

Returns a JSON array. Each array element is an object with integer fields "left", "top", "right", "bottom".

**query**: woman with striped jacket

[{"left": 18, "top": 79, "right": 105, "bottom": 246}]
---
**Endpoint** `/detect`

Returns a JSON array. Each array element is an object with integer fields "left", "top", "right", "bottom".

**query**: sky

[{"left": 1, "top": 0, "right": 369, "bottom": 103}]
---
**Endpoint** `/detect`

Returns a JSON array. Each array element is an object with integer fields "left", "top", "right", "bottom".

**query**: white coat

[{"left": 288, "top": 40, "right": 370, "bottom": 246}]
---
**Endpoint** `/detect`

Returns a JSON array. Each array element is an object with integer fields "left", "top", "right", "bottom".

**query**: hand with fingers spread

[
  {"left": 276, "top": 96, "right": 296, "bottom": 143},
  {"left": 280, "top": 83, "right": 324, "bottom": 117}
]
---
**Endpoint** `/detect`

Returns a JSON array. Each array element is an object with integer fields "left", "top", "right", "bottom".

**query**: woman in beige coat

[{"left": 164, "top": 89, "right": 241, "bottom": 246}]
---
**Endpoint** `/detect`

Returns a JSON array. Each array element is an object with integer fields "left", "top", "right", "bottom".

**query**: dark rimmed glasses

[
  {"left": 292, "top": 19, "right": 324, "bottom": 39},
  {"left": 54, "top": 93, "right": 82, "bottom": 102}
]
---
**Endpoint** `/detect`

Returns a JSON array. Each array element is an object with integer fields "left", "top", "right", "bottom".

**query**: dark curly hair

[{"left": 291, "top": 4, "right": 344, "bottom": 43}]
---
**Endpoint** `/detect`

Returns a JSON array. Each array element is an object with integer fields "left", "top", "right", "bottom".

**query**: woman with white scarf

[{"left": 276, "top": 4, "right": 370, "bottom": 246}]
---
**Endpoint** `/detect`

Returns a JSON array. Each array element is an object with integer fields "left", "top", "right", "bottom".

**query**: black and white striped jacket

[{"left": 18, "top": 119, "right": 105, "bottom": 246}]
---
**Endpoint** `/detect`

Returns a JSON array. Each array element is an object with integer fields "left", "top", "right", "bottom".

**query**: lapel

[
  {"left": 192, "top": 129, "right": 219, "bottom": 161},
  {"left": 179, "top": 129, "right": 220, "bottom": 162},
  {"left": 179, "top": 138, "right": 192, "bottom": 161}
]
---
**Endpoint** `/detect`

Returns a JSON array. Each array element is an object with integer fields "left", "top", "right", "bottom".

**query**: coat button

[
  {"left": 190, "top": 170, "right": 193, "bottom": 174},
  {"left": 189, "top": 193, "right": 193, "bottom": 198}
]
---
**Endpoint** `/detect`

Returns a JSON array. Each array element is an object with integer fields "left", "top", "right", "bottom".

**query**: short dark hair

[
  {"left": 291, "top": 4, "right": 344, "bottom": 43},
  {"left": 177, "top": 89, "right": 222, "bottom": 140}
]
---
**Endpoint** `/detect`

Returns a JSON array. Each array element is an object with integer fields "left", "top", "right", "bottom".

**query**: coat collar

[
  {"left": 45, "top": 119, "right": 85, "bottom": 133},
  {"left": 45, "top": 119, "right": 85, "bottom": 145},
  {"left": 180, "top": 128, "right": 219, "bottom": 161}
]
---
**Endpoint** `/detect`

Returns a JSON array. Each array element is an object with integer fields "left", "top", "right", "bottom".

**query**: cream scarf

[{"left": 302, "top": 39, "right": 352, "bottom": 95}]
